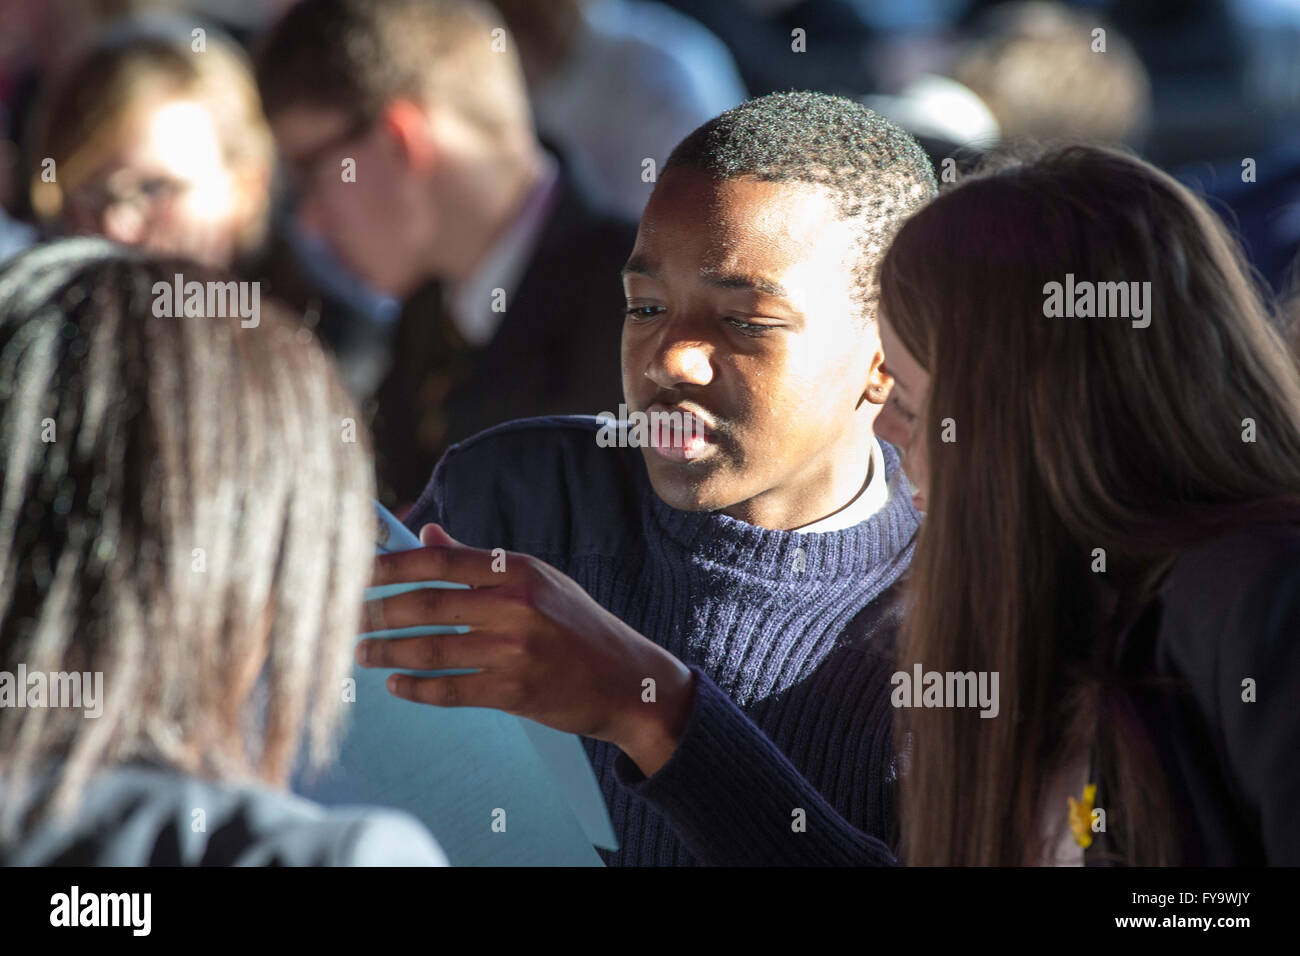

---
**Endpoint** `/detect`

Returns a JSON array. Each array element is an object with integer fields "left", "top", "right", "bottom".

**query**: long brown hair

[
  {"left": 880, "top": 145, "right": 1300, "bottom": 865},
  {"left": 0, "top": 240, "right": 374, "bottom": 840}
]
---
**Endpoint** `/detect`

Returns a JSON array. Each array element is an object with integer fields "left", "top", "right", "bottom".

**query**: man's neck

[
  {"left": 439, "top": 145, "right": 548, "bottom": 286},
  {"left": 721, "top": 433, "right": 877, "bottom": 531}
]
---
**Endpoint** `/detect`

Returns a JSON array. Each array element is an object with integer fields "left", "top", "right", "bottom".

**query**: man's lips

[
  {"left": 644, "top": 402, "right": 716, "bottom": 462},
  {"left": 644, "top": 401, "right": 716, "bottom": 430}
]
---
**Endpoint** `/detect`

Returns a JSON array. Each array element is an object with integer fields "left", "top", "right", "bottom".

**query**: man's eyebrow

[
  {"left": 700, "top": 270, "right": 788, "bottom": 298},
  {"left": 621, "top": 256, "right": 658, "bottom": 279},
  {"left": 620, "top": 260, "right": 789, "bottom": 298}
]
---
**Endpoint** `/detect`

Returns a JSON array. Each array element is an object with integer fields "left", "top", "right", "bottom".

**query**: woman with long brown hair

[{"left": 873, "top": 144, "right": 1300, "bottom": 865}]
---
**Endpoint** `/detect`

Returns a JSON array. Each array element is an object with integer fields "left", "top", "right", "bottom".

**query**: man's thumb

[{"left": 419, "top": 523, "right": 458, "bottom": 547}]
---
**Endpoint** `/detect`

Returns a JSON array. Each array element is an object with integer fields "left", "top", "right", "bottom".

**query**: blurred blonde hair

[{"left": 29, "top": 16, "right": 274, "bottom": 253}]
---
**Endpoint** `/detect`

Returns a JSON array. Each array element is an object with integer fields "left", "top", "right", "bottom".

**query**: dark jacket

[
  {"left": 371, "top": 168, "right": 635, "bottom": 507},
  {"left": 1093, "top": 524, "right": 1300, "bottom": 865},
  {"left": 0, "top": 762, "right": 448, "bottom": 866}
]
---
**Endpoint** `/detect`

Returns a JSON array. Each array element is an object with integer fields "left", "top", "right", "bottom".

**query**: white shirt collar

[
  {"left": 445, "top": 153, "right": 561, "bottom": 346},
  {"left": 791, "top": 437, "right": 889, "bottom": 534}
]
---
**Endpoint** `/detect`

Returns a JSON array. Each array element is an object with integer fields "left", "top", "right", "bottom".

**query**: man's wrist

[{"left": 619, "top": 657, "right": 696, "bottom": 778}]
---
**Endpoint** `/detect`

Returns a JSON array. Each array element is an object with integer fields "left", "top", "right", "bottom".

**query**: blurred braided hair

[{"left": 0, "top": 239, "right": 373, "bottom": 841}]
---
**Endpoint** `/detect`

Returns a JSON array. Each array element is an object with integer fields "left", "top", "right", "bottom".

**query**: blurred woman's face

[
  {"left": 63, "top": 97, "right": 257, "bottom": 268},
  {"left": 875, "top": 312, "right": 931, "bottom": 512}
]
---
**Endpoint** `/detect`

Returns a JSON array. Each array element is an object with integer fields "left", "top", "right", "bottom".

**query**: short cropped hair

[
  {"left": 256, "top": 0, "right": 529, "bottom": 137},
  {"left": 664, "top": 91, "right": 938, "bottom": 322}
]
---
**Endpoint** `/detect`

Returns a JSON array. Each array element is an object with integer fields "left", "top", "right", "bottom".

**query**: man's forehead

[
  {"left": 271, "top": 107, "right": 355, "bottom": 147},
  {"left": 644, "top": 169, "right": 851, "bottom": 249},
  {"left": 630, "top": 208, "right": 855, "bottom": 292}
]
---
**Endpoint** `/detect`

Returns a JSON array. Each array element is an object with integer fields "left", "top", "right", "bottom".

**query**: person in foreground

[
  {"left": 873, "top": 145, "right": 1300, "bottom": 865},
  {"left": 357, "top": 92, "right": 937, "bottom": 866},
  {"left": 0, "top": 240, "right": 446, "bottom": 866}
]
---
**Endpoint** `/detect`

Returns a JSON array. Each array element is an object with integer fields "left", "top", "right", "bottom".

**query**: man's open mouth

[{"left": 645, "top": 403, "right": 715, "bottom": 462}]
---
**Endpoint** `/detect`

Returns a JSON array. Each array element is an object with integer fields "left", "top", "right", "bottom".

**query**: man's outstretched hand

[{"left": 357, "top": 524, "right": 696, "bottom": 777}]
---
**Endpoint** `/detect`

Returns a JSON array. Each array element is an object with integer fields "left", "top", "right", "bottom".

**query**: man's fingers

[
  {"left": 419, "top": 523, "right": 457, "bottom": 546},
  {"left": 371, "top": 542, "right": 519, "bottom": 588},
  {"left": 361, "top": 584, "right": 505, "bottom": 632},
  {"left": 356, "top": 631, "right": 518, "bottom": 672},
  {"left": 385, "top": 670, "right": 525, "bottom": 712}
]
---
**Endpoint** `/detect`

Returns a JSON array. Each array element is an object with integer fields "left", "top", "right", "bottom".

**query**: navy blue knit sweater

[{"left": 406, "top": 415, "right": 920, "bottom": 866}]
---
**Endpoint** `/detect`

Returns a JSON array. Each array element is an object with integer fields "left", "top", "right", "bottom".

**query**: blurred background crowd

[{"left": 1, "top": 0, "right": 1298, "bottom": 505}]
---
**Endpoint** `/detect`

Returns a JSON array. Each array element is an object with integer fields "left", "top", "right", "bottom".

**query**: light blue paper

[{"left": 294, "top": 501, "right": 616, "bottom": 865}]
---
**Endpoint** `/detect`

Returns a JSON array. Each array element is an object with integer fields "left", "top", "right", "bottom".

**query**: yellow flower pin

[{"left": 1067, "top": 783, "right": 1098, "bottom": 849}]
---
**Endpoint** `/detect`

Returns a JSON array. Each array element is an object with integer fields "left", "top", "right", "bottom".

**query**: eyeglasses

[
  {"left": 64, "top": 171, "right": 190, "bottom": 221},
  {"left": 284, "top": 114, "right": 375, "bottom": 201}
]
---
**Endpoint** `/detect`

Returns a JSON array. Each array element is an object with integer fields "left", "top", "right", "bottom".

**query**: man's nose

[{"left": 644, "top": 326, "right": 714, "bottom": 390}]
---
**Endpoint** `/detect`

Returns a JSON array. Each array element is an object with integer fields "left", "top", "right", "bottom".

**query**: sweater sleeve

[
  {"left": 405, "top": 443, "right": 456, "bottom": 537},
  {"left": 612, "top": 664, "right": 896, "bottom": 866}
]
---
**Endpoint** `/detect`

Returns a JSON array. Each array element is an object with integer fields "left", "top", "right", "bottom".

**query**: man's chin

[
  {"left": 332, "top": 250, "right": 409, "bottom": 298},
  {"left": 642, "top": 448, "right": 731, "bottom": 512}
]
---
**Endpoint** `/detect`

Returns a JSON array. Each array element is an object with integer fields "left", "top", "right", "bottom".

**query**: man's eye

[
  {"left": 624, "top": 305, "right": 664, "bottom": 320},
  {"left": 726, "top": 317, "right": 771, "bottom": 336}
]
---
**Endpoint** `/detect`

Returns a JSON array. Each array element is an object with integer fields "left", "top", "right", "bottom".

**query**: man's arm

[
  {"left": 616, "top": 663, "right": 896, "bottom": 866},
  {"left": 404, "top": 445, "right": 457, "bottom": 539},
  {"left": 388, "top": 436, "right": 895, "bottom": 866},
  {"left": 361, "top": 526, "right": 896, "bottom": 867}
]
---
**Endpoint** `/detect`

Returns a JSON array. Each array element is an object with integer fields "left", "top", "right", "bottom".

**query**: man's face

[
  {"left": 271, "top": 107, "right": 433, "bottom": 297},
  {"left": 621, "top": 166, "right": 885, "bottom": 525}
]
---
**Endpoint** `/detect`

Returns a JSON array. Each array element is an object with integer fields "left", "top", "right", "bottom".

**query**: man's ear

[
  {"left": 862, "top": 340, "right": 892, "bottom": 407},
  {"left": 381, "top": 99, "right": 437, "bottom": 174}
]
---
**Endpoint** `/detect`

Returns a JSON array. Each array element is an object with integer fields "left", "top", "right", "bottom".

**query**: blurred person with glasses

[{"left": 25, "top": 14, "right": 392, "bottom": 398}]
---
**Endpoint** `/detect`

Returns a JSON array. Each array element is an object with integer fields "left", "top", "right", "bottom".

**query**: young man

[
  {"left": 358, "top": 92, "right": 938, "bottom": 865},
  {"left": 256, "top": 0, "right": 633, "bottom": 506}
]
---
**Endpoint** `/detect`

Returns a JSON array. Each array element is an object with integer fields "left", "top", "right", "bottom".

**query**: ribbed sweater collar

[{"left": 643, "top": 439, "right": 921, "bottom": 584}]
